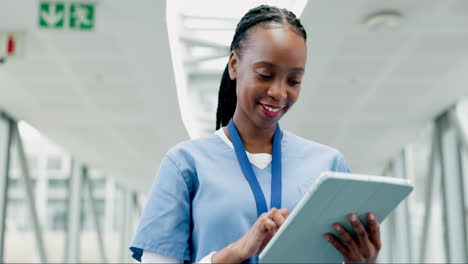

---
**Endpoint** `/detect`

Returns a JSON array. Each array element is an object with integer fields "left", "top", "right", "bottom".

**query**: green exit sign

[
  {"left": 39, "top": 2, "right": 65, "bottom": 28},
  {"left": 39, "top": 2, "right": 95, "bottom": 30},
  {"left": 70, "top": 4, "right": 94, "bottom": 30}
]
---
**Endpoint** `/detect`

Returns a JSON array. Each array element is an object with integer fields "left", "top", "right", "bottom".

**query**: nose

[{"left": 267, "top": 79, "right": 287, "bottom": 101}]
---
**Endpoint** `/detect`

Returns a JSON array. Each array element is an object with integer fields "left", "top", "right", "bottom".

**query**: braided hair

[{"left": 215, "top": 5, "right": 307, "bottom": 130}]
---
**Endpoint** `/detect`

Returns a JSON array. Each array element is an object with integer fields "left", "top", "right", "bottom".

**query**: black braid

[{"left": 215, "top": 5, "right": 307, "bottom": 130}]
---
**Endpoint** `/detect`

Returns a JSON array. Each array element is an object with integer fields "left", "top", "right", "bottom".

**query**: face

[{"left": 228, "top": 24, "right": 307, "bottom": 129}]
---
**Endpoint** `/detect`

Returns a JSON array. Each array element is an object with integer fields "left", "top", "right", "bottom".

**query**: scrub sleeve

[{"left": 130, "top": 155, "right": 193, "bottom": 262}]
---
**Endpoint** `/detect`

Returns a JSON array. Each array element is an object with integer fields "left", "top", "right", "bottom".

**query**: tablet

[{"left": 258, "top": 171, "right": 413, "bottom": 263}]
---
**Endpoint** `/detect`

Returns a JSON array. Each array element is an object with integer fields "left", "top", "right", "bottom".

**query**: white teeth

[{"left": 264, "top": 105, "right": 281, "bottom": 112}]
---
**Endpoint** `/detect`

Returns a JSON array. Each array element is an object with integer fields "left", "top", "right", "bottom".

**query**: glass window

[
  {"left": 46, "top": 155, "right": 63, "bottom": 171},
  {"left": 48, "top": 178, "right": 69, "bottom": 188},
  {"left": 47, "top": 199, "right": 67, "bottom": 231},
  {"left": 27, "top": 156, "right": 39, "bottom": 172},
  {"left": 91, "top": 177, "right": 106, "bottom": 189},
  {"left": 424, "top": 171, "right": 447, "bottom": 262}
]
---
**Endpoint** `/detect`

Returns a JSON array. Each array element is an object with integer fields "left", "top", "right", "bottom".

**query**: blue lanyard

[{"left": 227, "top": 119, "right": 282, "bottom": 217}]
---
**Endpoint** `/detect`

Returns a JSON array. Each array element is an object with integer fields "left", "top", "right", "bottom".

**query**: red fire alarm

[
  {"left": 0, "top": 32, "right": 24, "bottom": 58},
  {"left": 7, "top": 35, "right": 15, "bottom": 56}
]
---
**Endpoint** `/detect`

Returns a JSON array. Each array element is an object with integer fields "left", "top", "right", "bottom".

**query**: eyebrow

[{"left": 253, "top": 60, "right": 305, "bottom": 72}]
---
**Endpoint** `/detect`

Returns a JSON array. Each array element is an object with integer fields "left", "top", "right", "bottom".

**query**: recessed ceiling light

[{"left": 364, "top": 10, "right": 404, "bottom": 31}]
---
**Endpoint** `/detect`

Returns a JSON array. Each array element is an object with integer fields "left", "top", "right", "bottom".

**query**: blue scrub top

[{"left": 129, "top": 131, "right": 351, "bottom": 263}]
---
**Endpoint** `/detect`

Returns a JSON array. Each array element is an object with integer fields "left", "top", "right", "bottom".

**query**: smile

[{"left": 259, "top": 103, "right": 285, "bottom": 117}]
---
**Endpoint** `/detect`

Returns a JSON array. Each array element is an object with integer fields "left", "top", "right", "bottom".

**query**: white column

[
  {"left": 418, "top": 131, "right": 441, "bottom": 262},
  {"left": 391, "top": 151, "right": 412, "bottom": 263},
  {"left": 437, "top": 112, "right": 468, "bottom": 263},
  {"left": 65, "top": 159, "right": 83, "bottom": 263},
  {"left": 35, "top": 147, "right": 48, "bottom": 229},
  {"left": 119, "top": 187, "right": 133, "bottom": 263},
  {"left": 104, "top": 177, "right": 115, "bottom": 234}
]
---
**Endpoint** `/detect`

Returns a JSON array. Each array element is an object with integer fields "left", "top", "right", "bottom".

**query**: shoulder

[
  {"left": 284, "top": 130, "right": 343, "bottom": 157},
  {"left": 163, "top": 133, "right": 225, "bottom": 170},
  {"left": 283, "top": 130, "right": 350, "bottom": 172},
  {"left": 166, "top": 133, "right": 223, "bottom": 158},
  {"left": 155, "top": 133, "right": 224, "bottom": 195}
]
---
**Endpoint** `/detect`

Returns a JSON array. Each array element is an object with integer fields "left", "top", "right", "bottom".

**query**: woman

[{"left": 130, "top": 5, "right": 381, "bottom": 264}]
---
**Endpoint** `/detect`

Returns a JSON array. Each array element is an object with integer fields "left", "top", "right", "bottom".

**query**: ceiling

[
  {"left": 282, "top": 0, "right": 468, "bottom": 174},
  {"left": 0, "top": 0, "right": 467, "bottom": 191},
  {"left": 0, "top": 0, "right": 188, "bottom": 191}
]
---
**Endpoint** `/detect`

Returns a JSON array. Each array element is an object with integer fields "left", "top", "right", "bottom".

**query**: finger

[
  {"left": 263, "top": 218, "right": 278, "bottom": 233},
  {"left": 271, "top": 209, "right": 287, "bottom": 226},
  {"left": 348, "top": 214, "right": 371, "bottom": 245},
  {"left": 280, "top": 208, "right": 290, "bottom": 218},
  {"left": 324, "top": 233, "right": 351, "bottom": 258},
  {"left": 259, "top": 212, "right": 269, "bottom": 220},
  {"left": 265, "top": 210, "right": 275, "bottom": 218},
  {"left": 348, "top": 213, "right": 373, "bottom": 258},
  {"left": 266, "top": 208, "right": 278, "bottom": 220},
  {"left": 333, "top": 223, "right": 362, "bottom": 260},
  {"left": 367, "top": 213, "right": 382, "bottom": 250}
]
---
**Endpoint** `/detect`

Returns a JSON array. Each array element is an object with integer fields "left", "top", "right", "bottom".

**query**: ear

[{"left": 228, "top": 51, "right": 238, "bottom": 80}]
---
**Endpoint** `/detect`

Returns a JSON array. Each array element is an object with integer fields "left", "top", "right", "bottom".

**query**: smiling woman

[{"left": 129, "top": 5, "right": 381, "bottom": 264}]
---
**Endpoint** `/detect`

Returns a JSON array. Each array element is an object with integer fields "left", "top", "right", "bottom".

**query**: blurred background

[{"left": 0, "top": 0, "right": 467, "bottom": 262}]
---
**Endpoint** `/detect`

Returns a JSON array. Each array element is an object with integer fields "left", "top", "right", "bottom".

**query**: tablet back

[{"left": 259, "top": 172, "right": 413, "bottom": 263}]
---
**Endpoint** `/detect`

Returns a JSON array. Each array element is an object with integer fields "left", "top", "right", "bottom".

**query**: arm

[{"left": 129, "top": 155, "right": 193, "bottom": 262}]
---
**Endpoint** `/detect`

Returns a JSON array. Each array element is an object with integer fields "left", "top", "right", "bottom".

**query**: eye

[
  {"left": 288, "top": 80, "right": 301, "bottom": 86},
  {"left": 257, "top": 73, "right": 272, "bottom": 80}
]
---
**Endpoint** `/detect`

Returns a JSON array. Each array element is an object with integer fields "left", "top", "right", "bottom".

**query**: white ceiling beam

[
  {"left": 180, "top": 36, "right": 229, "bottom": 51},
  {"left": 184, "top": 53, "right": 228, "bottom": 66},
  {"left": 181, "top": 14, "right": 238, "bottom": 22}
]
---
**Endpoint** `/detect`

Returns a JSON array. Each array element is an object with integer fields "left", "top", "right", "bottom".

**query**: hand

[
  {"left": 212, "top": 208, "right": 289, "bottom": 263},
  {"left": 236, "top": 208, "right": 290, "bottom": 259},
  {"left": 324, "top": 213, "right": 381, "bottom": 264}
]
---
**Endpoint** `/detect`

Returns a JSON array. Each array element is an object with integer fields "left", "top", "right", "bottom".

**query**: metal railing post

[
  {"left": 0, "top": 113, "right": 13, "bottom": 262},
  {"left": 83, "top": 168, "right": 108, "bottom": 263},
  {"left": 12, "top": 124, "right": 48, "bottom": 263}
]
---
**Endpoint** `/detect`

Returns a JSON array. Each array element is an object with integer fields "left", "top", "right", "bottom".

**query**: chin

[{"left": 256, "top": 114, "right": 285, "bottom": 129}]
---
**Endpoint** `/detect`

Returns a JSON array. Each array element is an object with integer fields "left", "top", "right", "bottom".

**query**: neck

[{"left": 227, "top": 109, "right": 277, "bottom": 154}]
